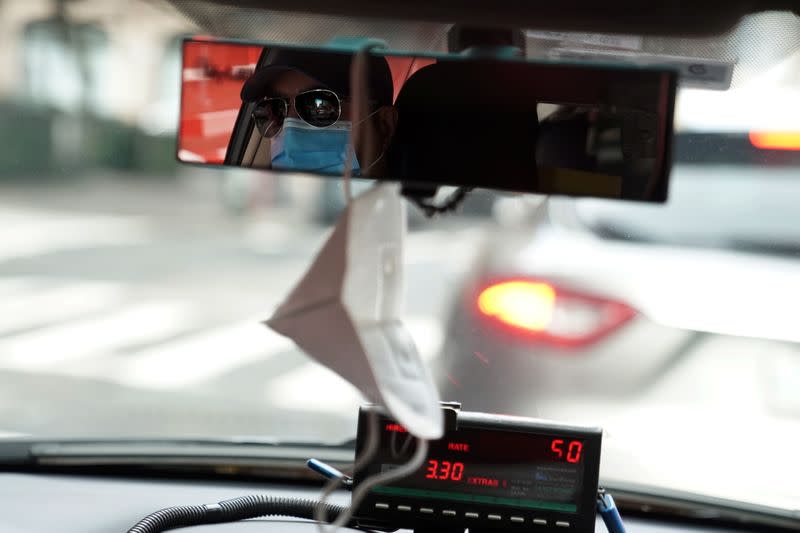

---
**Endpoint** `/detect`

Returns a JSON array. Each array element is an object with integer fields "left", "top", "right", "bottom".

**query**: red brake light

[
  {"left": 475, "top": 280, "right": 635, "bottom": 347},
  {"left": 749, "top": 131, "right": 800, "bottom": 151},
  {"left": 478, "top": 281, "right": 556, "bottom": 332}
]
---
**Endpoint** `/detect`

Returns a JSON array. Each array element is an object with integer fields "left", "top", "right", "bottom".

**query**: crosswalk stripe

[
  {"left": 47, "top": 315, "right": 442, "bottom": 392},
  {"left": 0, "top": 208, "right": 150, "bottom": 261},
  {"left": 113, "top": 321, "right": 292, "bottom": 389},
  {"left": 0, "top": 282, "right": 126, "bottom": 335},
  {"left": 0, "top": 277, "right": 51, "bottom": 299},
  {"left": 0, "top": 301, "right": 193, "bottom": 370},
  {"left": 263, "top": 361, "right": 365, "bottom": 413},
  {"left": 0, "top": 281, "right": 445, "bottom": 395}
]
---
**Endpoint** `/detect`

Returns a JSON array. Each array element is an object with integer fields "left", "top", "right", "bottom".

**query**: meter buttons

[{"left": 373, "top": 499, "right": 567, "bottom": 529}]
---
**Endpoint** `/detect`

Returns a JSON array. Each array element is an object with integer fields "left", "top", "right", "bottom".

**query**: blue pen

[{"left": 307, "top": 458, "right": 353, "bottom": 488}]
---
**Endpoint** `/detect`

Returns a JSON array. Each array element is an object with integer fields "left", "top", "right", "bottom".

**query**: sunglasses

[{"left": 252, "top": 88, "right": 343, "bottom": 138}]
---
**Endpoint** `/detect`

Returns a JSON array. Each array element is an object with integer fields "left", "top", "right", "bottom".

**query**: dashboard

[{"left": 0, "top": 472, "right": 766, "bottom": 533}]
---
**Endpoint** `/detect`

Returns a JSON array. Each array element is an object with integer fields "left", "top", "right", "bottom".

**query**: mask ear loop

[
  {"left": 313, "top": 409, "right": 380, "bottom": 532},
  {"left": 336, "top": 437, "right": 428, "bottom": 530},
  {"left": 247, "top": 119, "right": 275, "bottom": 167},
  {"left": 316, "top": 434, "right": 429, "bottom": 533},
  {"left": 313, "top": 44, "right": 383, "bottom": 531},
  {"left": 342, "top": 43, "right": 382, "bottom": 204},
  {"left": 313, "top": 409, "right": 429, "bottom": 533},
  {"left": 317, "top": 45, "right": 430, "bottom": 533}
]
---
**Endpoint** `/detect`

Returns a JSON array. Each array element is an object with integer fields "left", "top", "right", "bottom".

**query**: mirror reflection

[{"left": 179, "top": 40, "right": 676, "bottom": 202}]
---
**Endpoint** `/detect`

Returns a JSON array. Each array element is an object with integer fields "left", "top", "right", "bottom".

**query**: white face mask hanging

[{"left": 265, "top": 182, "right": 443, "bottom": 440}]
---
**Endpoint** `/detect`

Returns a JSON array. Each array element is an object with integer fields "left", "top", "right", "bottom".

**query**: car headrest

[{"left": 388, "top": 61, "right": 539, "bottom": 190}]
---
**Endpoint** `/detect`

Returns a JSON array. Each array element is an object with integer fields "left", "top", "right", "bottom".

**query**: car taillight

[
  {"left": 749, "top": 131, "right": 800, "bottom": 151},
  {"left": 475, "top": 279, "right": 635, "bottom": 347}
]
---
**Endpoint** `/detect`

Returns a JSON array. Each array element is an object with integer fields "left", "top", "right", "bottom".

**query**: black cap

[{"left": 241, "top": 47, "right": 394, "bottom": 107}]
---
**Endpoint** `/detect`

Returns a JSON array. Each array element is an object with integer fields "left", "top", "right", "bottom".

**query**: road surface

[{"left": 0, "top": 171, "right": 490, "bottom": 442}]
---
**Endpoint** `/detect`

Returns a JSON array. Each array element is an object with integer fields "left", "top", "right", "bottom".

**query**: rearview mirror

[{"left": 179, "top": 39, "right": 676, "bottom": 202}]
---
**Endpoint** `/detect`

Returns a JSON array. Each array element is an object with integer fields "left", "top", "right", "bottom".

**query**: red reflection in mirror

[{"left": 179, "top": 41, "right": 262, "bottom": 164}]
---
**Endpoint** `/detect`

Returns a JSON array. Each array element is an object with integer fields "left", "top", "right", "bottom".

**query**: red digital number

[
  {"left": 425, "top": 459, "right": 438, "bottom": 479},
  {"left": 438, "top": 461, "right": 452, "bottom": 480},
  {"left": 550, "top": 439, "right": 564, "bottom": 459},
  {"left": 566, "top": 441, "right": 583, "bottom": 463},
  {"left": 424, "top": 459, "right": 465, "bottom": 481},
  {"left": 551, "top": 439, "right": 582, "bottom": 463}
]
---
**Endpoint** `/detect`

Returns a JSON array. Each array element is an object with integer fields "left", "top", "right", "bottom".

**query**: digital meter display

[
  {"left": 354, "top": 405, "right": 603, "bottom": 532},
  {"left": 375, "top": 424, "right": 584, "bottom": 513}
]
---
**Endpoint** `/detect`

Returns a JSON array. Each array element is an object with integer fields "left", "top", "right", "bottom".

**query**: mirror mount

[
  {"left": 321, "top": 35, "right": 488, "bottom": 218},
  {"left": 447, "top": 25, "right": 526, "bottom": 56},
  {"left": 402, "top": 184, "right": 476, "bottom": 218},
  {"left": 398, "top": 25, "right": 527, "bottom": 217}
]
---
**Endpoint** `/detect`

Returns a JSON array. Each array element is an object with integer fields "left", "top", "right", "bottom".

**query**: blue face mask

[{"left": 270, "top": 117, "right": 361, "bottom": 175}]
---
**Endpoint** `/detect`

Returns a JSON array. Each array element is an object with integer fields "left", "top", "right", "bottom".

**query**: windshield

[{"left": 0, "top": 0, "right": 798, "bottom": 514}]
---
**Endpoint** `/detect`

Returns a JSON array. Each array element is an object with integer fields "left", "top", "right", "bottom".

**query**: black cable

[{"left": 127, "top": 495, "right": 352, "bottom": 533}]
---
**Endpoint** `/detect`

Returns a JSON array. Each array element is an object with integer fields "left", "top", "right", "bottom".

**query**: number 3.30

[{"left": 425, "top": 459, "right": 464, "bottom": 481}]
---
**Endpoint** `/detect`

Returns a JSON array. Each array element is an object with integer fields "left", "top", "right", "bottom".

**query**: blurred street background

[
  {"left": 0, "top": 169, "right": 489, "bottom": 440},
  {"left": 1, "top": 0, "right": 799, "bottom": 512},
  {"left": 0, "top": 0, "right": 494, "bottom": 440}
]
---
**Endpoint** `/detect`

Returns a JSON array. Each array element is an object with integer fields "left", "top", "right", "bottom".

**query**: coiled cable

[{"left": 127, "top": 495, "right": 351, "bottom": 533}]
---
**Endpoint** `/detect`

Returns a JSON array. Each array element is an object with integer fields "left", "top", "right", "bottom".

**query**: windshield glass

[{"left": 0, "top": 0, "right": 797, "bottom": 514}]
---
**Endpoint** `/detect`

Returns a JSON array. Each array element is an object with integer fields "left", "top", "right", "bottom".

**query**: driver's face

[{"left": 261, "top": 70, "right": 396, "bottom": 176}]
